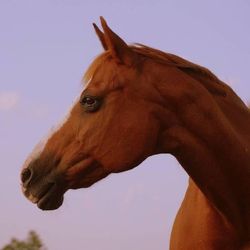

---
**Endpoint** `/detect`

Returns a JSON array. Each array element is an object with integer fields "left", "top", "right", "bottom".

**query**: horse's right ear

[{"left": 93, "top": 17, "right": 136, "bottom": 66}]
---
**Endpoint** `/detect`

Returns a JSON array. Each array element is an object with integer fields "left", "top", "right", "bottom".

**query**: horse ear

[
  {"left": 99, "top": 16, "right": 136, "bottom": 66},
  {"left": 93, "top": 23, "right": 108, "bottom": 50}
]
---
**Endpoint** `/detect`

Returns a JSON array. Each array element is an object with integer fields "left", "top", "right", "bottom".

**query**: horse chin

[
  {"left": 36, "top": 183, "right": 66, "bottom": 210},
  {"left": 37, "top": 194, "right": 64, "bottom": 211}
]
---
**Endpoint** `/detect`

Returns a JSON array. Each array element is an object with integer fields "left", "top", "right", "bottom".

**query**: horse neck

[
  {"left": 157, "top": 74, "right": 250, "bottom": 237},
  {"left": 214, "top": 88, "right": 250, "bottom": 145}
]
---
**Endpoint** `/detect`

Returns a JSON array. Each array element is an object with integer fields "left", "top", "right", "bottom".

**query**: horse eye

[{"left": 80, "top": 96, "right": 101, "bottom": 112}]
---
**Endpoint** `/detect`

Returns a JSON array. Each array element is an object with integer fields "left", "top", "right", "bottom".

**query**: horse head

[{"left": 21, "top": 17, "right": 168, "bottom": 210}]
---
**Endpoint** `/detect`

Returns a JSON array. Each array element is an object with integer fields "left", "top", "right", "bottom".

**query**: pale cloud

[{"left": 0, "top": 91, "right": 20, "bottom": 111}]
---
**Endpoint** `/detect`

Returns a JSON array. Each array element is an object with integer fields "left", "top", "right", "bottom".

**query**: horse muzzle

[{"left": 21, "top": 159, "right": 67, "bottom": 210}]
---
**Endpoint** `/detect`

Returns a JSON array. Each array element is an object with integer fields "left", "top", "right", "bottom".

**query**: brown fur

[{"left": 21, "top": 18, "right": 250, "bottom": 249}]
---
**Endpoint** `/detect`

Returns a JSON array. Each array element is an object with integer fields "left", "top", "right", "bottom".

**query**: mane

[
  {"left": 131, "top": 44, "right": 221, "bottom": 83},
  {"left": 83, "top": 44, "right": 223, "bottom": 89}
]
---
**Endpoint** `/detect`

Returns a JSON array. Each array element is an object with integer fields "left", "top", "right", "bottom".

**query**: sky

[{"left": 1, "top": 1, "right": 250, "bottom": 249}]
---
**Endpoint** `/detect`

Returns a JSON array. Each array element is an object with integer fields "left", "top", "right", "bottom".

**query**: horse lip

[{"left": 22, "top": 185, "right": 39, "bottom": 204}]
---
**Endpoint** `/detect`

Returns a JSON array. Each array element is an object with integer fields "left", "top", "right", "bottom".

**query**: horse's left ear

[{"left": 94, "top": 17, "right": 136, "bottom": 66}]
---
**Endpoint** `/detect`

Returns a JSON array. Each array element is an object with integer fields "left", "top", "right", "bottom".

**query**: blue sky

[{"left": 1, "top": 1, "right": 250, "bottom": 249}]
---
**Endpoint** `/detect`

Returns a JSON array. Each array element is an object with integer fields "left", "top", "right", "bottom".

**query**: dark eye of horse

[{"left": 80, "top": 95, "right": 101, "bottom": 112}]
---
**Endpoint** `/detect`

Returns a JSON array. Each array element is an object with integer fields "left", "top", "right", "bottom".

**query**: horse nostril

[{"left": 21, "top": 167, "right": 33, "bottom": 185}]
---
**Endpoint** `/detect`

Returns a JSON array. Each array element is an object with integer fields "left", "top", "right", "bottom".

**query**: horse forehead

[{"left": 92, "top": 61, "right": 133, "bottom": 84}]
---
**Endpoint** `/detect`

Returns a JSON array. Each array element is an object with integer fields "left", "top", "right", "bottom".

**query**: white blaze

[
  {"left": 22, "top": 95, "right": 80, "bottom": 171},
  {"left": 22, "top": 77, "right": 93, "bottom": 171}
]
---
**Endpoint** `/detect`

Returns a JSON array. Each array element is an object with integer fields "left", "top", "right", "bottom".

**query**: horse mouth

[
  {"left": 23, "top": 182, "right": 65, "bottom": 210},
  {"left": 22, "top": 156, "right": 108, "bottom": 210}
]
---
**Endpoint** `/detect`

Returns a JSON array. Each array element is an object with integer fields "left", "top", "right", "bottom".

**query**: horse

[{"left": 21, "top": 17, "right": 250, "bottom": 249}]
